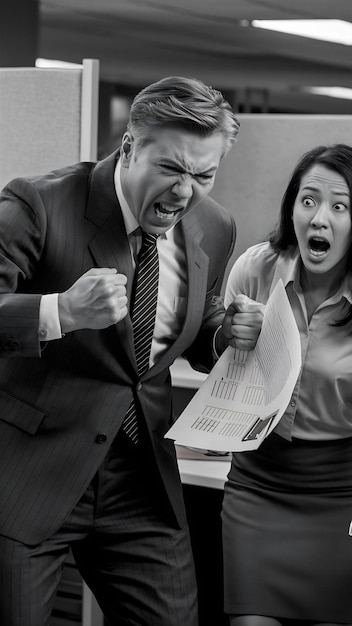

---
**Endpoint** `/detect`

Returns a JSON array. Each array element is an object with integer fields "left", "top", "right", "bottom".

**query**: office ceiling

[{"left": 38, "top": 0, "right": 352, "bottom": 112}]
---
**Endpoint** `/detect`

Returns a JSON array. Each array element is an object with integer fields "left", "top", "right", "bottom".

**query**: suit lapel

[
  {"left": 85, "top": 152, "right": 133, "bottom": 296},
  {"left": 85, "top": 151, "right": 135, "bottom": 364},
  {"left": 88, "top": 211, "right": 134, "bottom": 302}
]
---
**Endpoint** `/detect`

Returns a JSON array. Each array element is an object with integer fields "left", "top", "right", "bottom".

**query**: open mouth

[
  {"left": 308, "top": 236, "right": 330, "bottom": 257},
  {"left": 154, "top": 202, "right": 184, "bottom": 220}
]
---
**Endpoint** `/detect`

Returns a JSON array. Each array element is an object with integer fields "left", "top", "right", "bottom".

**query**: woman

[{"left": 221, "top": 144, "right": 352, "bottom": 626}]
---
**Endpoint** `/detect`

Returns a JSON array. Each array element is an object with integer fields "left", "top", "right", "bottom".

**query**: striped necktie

[{"left": 122, "top": 231, "right": 159, "bottom": 443}]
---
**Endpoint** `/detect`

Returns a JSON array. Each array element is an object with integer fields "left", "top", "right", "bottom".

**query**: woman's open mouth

[{"left": 308, "top": 236, "right": 330, "bottom": 259}]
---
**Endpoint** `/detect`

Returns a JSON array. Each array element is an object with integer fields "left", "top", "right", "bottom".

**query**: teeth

[
  {"left": 309, "top": 248, "right": 327, "bottom": 257},
  {"left": 161, "top": 203, "right": 180, "bottom": 213},
  {"left": 154, "top": 202, "right": 182, "bottom": 219}
]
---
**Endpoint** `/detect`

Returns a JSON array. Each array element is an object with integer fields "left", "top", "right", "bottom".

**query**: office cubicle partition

[{"left": 0, "top": 58, "right": 99, "bottom": 190}]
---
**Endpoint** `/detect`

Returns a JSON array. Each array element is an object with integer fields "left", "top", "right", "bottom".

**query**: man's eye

[
  {"left": 162, "top": 165, "right": 177, "bottom": 173},
  {"left": 197, "top": 174, "right": 213, "bottom": 182}
]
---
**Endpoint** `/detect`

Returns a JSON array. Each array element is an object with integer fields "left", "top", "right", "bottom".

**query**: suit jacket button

[
  {"left": 95, "top": 433, "right": 107, "bottom": 444},
  {"left": 136, "top": 382, "right": 142, "bottom": 391}
]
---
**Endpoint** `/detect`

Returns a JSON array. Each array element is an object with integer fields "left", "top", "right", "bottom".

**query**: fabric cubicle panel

[
  {"left": 210, "top": 114, "right": 352, "bottom": 287},
  {"left": 0, "top": 59, "right": 99, "bottom": 190}
]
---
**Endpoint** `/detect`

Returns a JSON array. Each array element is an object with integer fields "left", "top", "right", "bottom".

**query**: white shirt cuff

[
  {"left": 212, "top": 324, "right": 223, "bottom": 360},
  {"left": 39, "top": 293, "right": 63, "bottom": 341}
]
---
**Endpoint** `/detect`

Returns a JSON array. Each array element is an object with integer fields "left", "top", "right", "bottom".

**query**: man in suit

[{"left": 0, "top": 76, "right": 239, "bottom": 625}]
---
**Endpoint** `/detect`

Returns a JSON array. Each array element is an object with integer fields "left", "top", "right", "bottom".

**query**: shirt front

[{"left": 224, "top": 241, "right": 352, "bottom": 441}]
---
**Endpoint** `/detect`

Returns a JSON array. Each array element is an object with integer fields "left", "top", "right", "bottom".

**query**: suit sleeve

[{"left": 0, "top": 179, "right": 47, "bottom": 357}]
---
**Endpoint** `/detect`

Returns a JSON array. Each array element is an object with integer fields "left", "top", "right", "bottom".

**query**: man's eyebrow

[{"left": 159, "top": 158, "right": 217, "bottom": 175}]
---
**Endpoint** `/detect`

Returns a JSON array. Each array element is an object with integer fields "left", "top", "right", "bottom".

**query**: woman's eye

[
  {"left": 302, "top": 196, "right": 314, "bottom": 207},
  {"left": 333, "top": 202, "right": 348, "bottom": 212}
]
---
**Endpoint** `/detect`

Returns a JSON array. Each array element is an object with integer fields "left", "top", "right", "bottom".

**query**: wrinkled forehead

[{"left": 299, "top": 164, "right": 350, "bottom": 194}]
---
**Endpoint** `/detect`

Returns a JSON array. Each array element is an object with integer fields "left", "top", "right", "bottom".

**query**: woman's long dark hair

[{"left": 269, "top": 144, "right": 352, "bottom": 326}]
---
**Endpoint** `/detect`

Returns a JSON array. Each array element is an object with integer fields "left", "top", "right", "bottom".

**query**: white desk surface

[
  {"left": 170, "top": 357, "right": 207, "bottom": 388},
  {"left": 171, "top": 358, "right": 231, "bottom": 490},
  {"left": 177, "top": 458, "right": 230, "bottom": 490}
]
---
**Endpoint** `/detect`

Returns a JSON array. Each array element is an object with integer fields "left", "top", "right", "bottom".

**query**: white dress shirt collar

[{"left": 114, "top": 158, "right": 139, "bottom": 236}]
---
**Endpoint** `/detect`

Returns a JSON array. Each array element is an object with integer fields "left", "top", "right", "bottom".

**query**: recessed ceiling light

[
  {"left": 303, "top": 86, "right": 352, "bottom": 100},
  {"left": 251, "top": 19, "right": 352, "bottom": 46}
]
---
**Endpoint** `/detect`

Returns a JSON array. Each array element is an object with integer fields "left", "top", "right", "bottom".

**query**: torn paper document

[{"left": 166, "top": 279, "right": 302, "bottom": 452}]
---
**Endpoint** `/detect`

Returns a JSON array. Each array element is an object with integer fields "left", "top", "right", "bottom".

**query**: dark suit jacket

[{"left": 0, "top": 151, "right": 236, "bottom": 544}]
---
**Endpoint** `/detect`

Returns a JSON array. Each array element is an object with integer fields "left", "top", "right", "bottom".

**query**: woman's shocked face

[{"left": 293, "top": 164, "right": 352, "bottom": 277}]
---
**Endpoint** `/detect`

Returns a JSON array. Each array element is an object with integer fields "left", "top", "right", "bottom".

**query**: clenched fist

[
  {"left": 58, "top": 268, "right": 128, "bottom": 333},
  {"left": 222, "top": 294, "right": 265, "bottom": 351}
]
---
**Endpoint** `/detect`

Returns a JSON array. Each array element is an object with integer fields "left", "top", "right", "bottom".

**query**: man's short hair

[{"left": 127, "top": 76, "right": 240, "bottom": 156}]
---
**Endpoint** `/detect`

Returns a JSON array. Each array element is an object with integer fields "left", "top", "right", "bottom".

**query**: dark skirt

[{"left": 222, "top": 432, "right": 352, "bottom": 623}]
